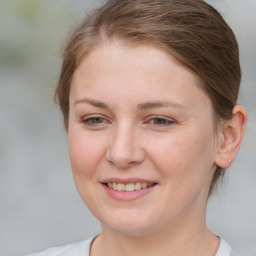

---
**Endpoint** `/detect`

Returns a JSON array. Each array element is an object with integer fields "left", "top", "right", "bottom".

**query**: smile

[{"left": 105, "top": 182, "right": 155, "bottom": 192}]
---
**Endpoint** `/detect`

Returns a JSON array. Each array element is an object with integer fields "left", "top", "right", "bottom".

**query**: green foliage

[{"left": 0, "top": 0, "right": 75, "bottom": 67}]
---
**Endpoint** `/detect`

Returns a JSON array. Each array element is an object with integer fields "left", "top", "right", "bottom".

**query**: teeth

[
  {"left": 117, "top": 183, "right": 125, "bottom": 191},
  {"left": 141, "top": 182, "right": 147, "bottom": 189},
  {"left": 125, "top": 183, "right": 135, "bottom": 192},
  {"left": 106, "top": 182, "right": 154, "bottom": 192},
  {"left": 113, "top": 182, "right": 117, "bottom": 190},
  {"left": 135, "top": 182, "right": 141, "bottom": 190}
]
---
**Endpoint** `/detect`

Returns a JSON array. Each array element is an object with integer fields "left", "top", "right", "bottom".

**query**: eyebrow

[
  {"left": 74, "top": 98, "right": 189, "bottom": 110},
  {"left": 137, "top": 101, "right": 189, "bottom": 110},
  {"left": 74, "top": 98, "right": 109, "bottom": 109}
]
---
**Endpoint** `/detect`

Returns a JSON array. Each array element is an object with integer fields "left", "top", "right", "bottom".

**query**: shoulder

[
  {"left": 25, "top": 236, "right": 95, "bottom": 256},
  {"left": 215, "top": 238, "right": 240, "bottom": 256},
  {"left": 230, "top": 249, "right": 240, "bottom": 256}
]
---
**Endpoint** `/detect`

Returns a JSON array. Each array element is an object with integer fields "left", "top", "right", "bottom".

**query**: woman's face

[{"left": 68, "top": 40, "right": 218, "bottom": 236}]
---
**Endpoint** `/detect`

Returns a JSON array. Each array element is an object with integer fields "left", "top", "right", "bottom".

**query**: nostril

[
  {"left": 106, "top": 147, "right": 135, "bottom": 168},
  {"left": 105, "top": 131, "right": 145, "bottom": 168}
]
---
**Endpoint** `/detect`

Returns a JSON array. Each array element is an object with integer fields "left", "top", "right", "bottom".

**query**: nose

[{"left": 106, "top": 122, "right": 145, "bottom": 168}]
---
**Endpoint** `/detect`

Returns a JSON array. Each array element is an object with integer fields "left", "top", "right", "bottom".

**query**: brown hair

[{"left": 55, "top": 0, "right": 241, "bottom": 194}]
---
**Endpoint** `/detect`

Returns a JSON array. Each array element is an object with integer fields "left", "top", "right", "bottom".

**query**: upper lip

[{"left": 101, "top": 177, "right": 157, "bottom": 184}]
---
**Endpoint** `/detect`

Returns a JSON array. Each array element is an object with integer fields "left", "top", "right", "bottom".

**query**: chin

[
  {"left": 97, "top": 208, "right": 162, "bottom": 236},
  {"left": 103, "top": 221, "right": 156, "bottom": 237}
]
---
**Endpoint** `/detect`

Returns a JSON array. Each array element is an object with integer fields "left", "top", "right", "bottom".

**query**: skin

[{"left": 68, "top": 40, "right": 247, "bottom": 256}]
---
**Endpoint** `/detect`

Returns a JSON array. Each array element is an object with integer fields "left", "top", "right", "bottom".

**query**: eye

[
  {"left": 147, "top": 116, "right": 174, "bottom": 126},
  {"left": 81, "top": 116, "right": 109, "bottom": 127}
]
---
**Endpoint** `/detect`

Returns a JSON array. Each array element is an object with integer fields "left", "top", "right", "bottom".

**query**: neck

[
  {"left": 91, "top": 176, "right": 218, "bottom": 256},
  {"left": 91, "top": 210, "right": 219, "bottom": 256}
]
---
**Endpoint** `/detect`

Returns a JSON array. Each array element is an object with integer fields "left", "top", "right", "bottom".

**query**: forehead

[{"left": 71, "top": 41, "right": 211, "bottom": 111}]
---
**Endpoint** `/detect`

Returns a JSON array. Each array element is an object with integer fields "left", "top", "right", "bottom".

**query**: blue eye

[
  {"left": 149, "top": 117, "right": 174, "bottom": 126},
  {"left": 82, "top": 116, "right": 107, "bottom": 126}
]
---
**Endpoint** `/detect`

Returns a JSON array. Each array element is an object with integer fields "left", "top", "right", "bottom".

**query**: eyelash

[
  {"left": 80, "top": 115, "right": 175, "bottom": 128},
  {"left": 81, "top": 116, "right": 109, "bottom": 127},
  {"left": 146, "top": 116, "right": 175, "bottom": 127}
]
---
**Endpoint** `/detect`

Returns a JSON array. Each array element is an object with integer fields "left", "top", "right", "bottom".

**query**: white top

[{"left": 26, "top": 236, "right": 239, "bottom": 256}]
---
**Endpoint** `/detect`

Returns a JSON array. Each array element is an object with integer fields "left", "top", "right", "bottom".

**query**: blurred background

[{"left": 0, "top": 0, "right": 255, "bottom": 255}]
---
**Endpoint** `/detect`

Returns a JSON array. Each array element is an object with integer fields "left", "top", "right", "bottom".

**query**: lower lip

[{"left": 102, "top": 184, "right": 157, "bottom": 201}]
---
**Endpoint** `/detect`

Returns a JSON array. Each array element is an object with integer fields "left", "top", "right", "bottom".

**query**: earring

[{"left": 228, "top": 160, "right": 231, "bottom": 163}]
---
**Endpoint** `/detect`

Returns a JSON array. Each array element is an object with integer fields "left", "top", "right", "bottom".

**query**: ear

[{"left": 214, "top": 105, "right": 247, "bottom": 168}]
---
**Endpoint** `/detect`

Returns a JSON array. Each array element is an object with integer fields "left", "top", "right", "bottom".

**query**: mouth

[
  {"left": 103, "top": 182, "right": 156, "bottom": 192},
  {"left": 101, "top": 178, "right": 158, "bottom": 200}
]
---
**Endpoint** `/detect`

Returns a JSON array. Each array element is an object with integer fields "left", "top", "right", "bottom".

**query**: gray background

[{"left": 0, "top": 1, "right": 255, "bottom": 255}]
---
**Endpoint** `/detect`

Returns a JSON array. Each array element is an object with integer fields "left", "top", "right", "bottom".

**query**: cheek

[
  {"left": 68, "top": 130, "right": 106, "bottom": 209},
  {"left": 68, "top": 130, "right": 104, "bottom": 179},
  {"left": 150, "top": 133, "right": 215, "bottom": 212},
  {"left": 148, "top": 129, "right": 215, "bottom": 183}
]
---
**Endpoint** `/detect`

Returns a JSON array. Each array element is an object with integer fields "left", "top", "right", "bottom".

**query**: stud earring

[{"left": 228, "top": 160, "right": 231, "bottom": 163}]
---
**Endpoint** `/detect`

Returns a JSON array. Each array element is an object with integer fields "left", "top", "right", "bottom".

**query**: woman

[{"left": 27, "top": 0, "right": 247, "bottom": 255}]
